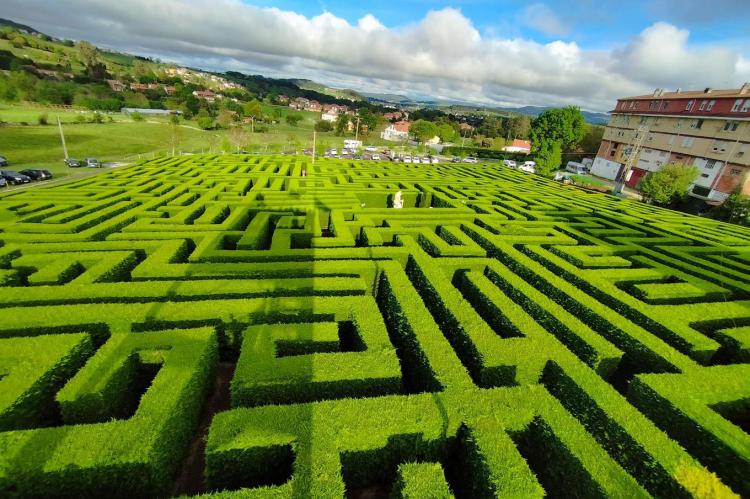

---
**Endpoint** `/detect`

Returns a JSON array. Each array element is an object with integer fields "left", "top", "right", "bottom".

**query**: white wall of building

[
  {"left": 636, "top": 148, "right": 669, "bottom": 172},
  {"left": 591, "top": 157, "right": 622, "bottom": 180}
]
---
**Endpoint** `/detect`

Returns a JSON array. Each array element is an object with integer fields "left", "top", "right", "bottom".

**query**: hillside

[{"left": 289, "top": 79, "right": 363, "bottom": 101}]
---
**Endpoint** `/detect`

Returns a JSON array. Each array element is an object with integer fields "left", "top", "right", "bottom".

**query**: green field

[
  {"left": 1, "top": 155, "right": 747, "bottom": 498},
  {"left": 0, "top": 103, "right": 419, "bottom": 180}
]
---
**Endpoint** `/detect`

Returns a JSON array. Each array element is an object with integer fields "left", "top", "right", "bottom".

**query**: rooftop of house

[{"left": 623, "top": 84, "right": 750, "bottom": 101}]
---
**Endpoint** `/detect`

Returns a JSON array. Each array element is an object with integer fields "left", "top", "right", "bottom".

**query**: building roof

[
  {"left": 510, "top": 139, "right": 531, "bottom": 149},
  {"left": 392, "top": 121, "right": 410, "bottom": 133},
  {"left": 623, "top": 84, "right": 750, "bottom": 101}
]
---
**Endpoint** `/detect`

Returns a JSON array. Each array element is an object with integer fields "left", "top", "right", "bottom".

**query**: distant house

[
  {"left": 321, "top": 112, "right": 338, "bottom": 122},
  {"left": 458, "top": 122, "right": 474, "bottom": 132},
  {"left": 130, "top": 83, "right": 150, "bottom": 91},
  {"left": 163, "top": 85, "right": 176, "bottom": 96},
  {"left": 305, "top": 101, "right": 322, "bottom": 112},
  {"left": 381, "top": 121, "right": 411, "bottom": 141},
  {"left": 278, "top": 95, "right": 290, "bottom": 104},
  {"left": 192, "top": 90, "right": 216, "bottom": 103},
  {"left": 502, "top": 139, "right": 532, "bottom": 154},
  {"left": 106, "top": 79, "right": 126, "bottom": 92},
  {"left": 383, "top": 111, "right": 403, "bottom": 121}
]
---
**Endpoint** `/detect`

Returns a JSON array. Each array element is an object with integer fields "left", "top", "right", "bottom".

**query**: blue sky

[
  {"left": 246, "top": 0, "right": 750, "bottom": 51},
  {"left": 4, "top": 0, "right": 750, "bottom": 111}
]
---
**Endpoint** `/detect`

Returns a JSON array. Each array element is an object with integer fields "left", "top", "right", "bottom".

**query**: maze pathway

[{"left": 0, "top": 155, "right": 748, "bottom": 498}]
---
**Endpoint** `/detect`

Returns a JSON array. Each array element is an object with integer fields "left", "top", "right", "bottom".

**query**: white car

[
  {"left": 329, "top": 148, "right": 338, "bottom": 155},
  {"left": 403, "top": 156, "right": 412, "bottom": 164},
  {"left": 372, "top": 154, "right": 381, "bottom": 160},
  {"left": 503, "top": 159, "right": 517, "bottom": 168},
  {"left": 523, "top": 160, "right": 536, "bottom": 168},
  {"left": 365, "top": 146, "right": 378, "bottom": 152},
  {"left": 565, "top": 161, "right": 589, "bottom": 174},
  {"left": 430, "top": 157, "right": 439, "bottom": 164},
  {"left": 463, "top": 157, "right": 478, "bottom": 164},
  {"left": 421, "top": 157, "right": 430, "bottom": 164},
  {"left": 519, "top": 163, "right": 536, "bottom": 174}
]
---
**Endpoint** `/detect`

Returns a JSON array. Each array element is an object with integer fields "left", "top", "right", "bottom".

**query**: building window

[
  {"left": 675, "top": 120, "right": 683, "bottom": 129},
  {"left": 690, "top": 119, "right": 703, "bottom": 129},
  {"left": 737, "top": 145, "right": 748, "bottom": 157},
  {"left": 699, "top": 100, "right": 708, "bottom": 111},
  {"left": 723, "top": 121, "right": 739, "bottom": 131},
  {"left": 649, "top": 101, "right": 658, "bottom": 110},
  {"left": 730, "top": 168, "right": 742, "bottom": 176},
  {"left": 732, "top": 99, "right": 743, "bottom": 112},
  {"left": 639, "top": 116, "right": 648, "bottom": 124},
  {"left": 712, "top": 142, "right": 728, "bottom": 153},
  {"left": 701, "top": 173, "right": 710, "bottom": 178},
  {"left": 686, "top": 100, "right": 694, "bottom": 111},
  {"left": 682, "top": 137, "right": 694, "bottom": 148},
  {"left": 705, "top": 159, "right": 719, "bottom": 169},
  {"left": 661, "top": 101, "right": 669, "bottom": 110},
  {"left": 706, "top": 100, "right": 716, "bottom": 111},
  {"left": 742, "top": 100, "right": 750, "bottom": 112}
]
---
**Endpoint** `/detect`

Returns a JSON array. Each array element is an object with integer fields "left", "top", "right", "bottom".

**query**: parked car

[
  {"left": 0, "top": 177, "right": 7, "bottom": 187},
  {"left": 523, "top": 160, "right": 536, "bottom": 168},
  {"left": 20, "top": 169, "right": 53, "bottom": 180},
  {"left": 421, "top": 157, "right": 430, "bottom": 164},
  {"left": 64, "top": 158, "right": 81, "bottom": 168},
  {"left": 451, "top": 156, "right": 461, "bottom": 163},
  {"left": 0, "top": 170, "right": 31, "bottom": 184},
  {"left": 403, "top": 156, "right": 412, "bottom": 164},
  {"left": 0, "top": 155, "right": 8, "bottom": 167},
  {"left": 86, "top": 158, "right": 101, "bottom": 168},
  {"left": 463, "top": 157, "right": 478, "bottom": 164},
  {"left": 503, "top": 159, "right": 517, "bottom": 168},
  {"left": 364, "top": 146, "right": 378, "bottom": 152},
  {"left": 519, "top": 163, "right": 536, "bottom": 174},
  {"left": 430, "top": 156, "right": 439, "bottom": 164},
  {"left": 372, "top": 154, "right": 381, "bottom": 160},
  {"left": 565, "top": 161, "right": 589, "bottom": 174}
]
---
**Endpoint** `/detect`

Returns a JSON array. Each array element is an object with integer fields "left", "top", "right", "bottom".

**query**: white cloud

[{"left": 2, "top": 1, "right": 750, "bottom": 112}]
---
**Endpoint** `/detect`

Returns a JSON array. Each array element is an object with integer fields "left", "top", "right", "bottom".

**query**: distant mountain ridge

[{"left": 495, "top": 105, "right": 610, "bottom": 125}]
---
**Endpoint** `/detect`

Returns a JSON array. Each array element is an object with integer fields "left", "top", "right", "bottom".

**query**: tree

[
  {"left": 196, "top": 116, "right": 214, "bottom": 130},
  {"left": 530, "top": 106, "right": 586, "bottom": 153},
  {"left": 436, "top": 123, "right": 457, "bottom": 143},
  {"left": 507, "top": 115, "right": 531, "bottom": 139},
  {"left": 37, "top": 113, "right": 49, "bottom": 125},
  {"left": 534, "top": 141, "right": 562, "bottom": 176},
  {"left": 335, "top": 113, "right": 350, "bottom": 136},
  {"left": 478, "top": 116, "right": 504, "bottom": 138},
  {"left": 242, "top": 99, "right": 263, "bottom": 119},
  {"left": 216, "top": 109, "right": 236, "bottom": 129},
  {"left": 357, "top": 108, "right": 378, "bottom": 136},
  {"left": 285, "top": 113, "right": 303, "bottom": 126},
  {"left": 314, "top": 120, "right": 333, "bottom": 132},
  {"left": 10, "top": 35, "right": 26, "bottom": 49},
  {"left": 639, "top": 162, "right": 699, "bottom": 206},
  {"left": 227, "top": 125, "right": 248, "bottom": 153},
  {"left": 409, "top": 120, "right": 438, "bottom": 143},
  {"left": 75, "top": 41, "right": 98, "bottom": 68},
  {"left": 711, "top": 191, "right": 750, "bottom": 226},
  {"left": 579, "top": 124, "right": 604, "bottom": 155}
]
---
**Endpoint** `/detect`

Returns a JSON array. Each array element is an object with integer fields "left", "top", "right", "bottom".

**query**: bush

[
  {"left": 196, "top": 116, "right": 214, "bottom": 130},
  {"left": 37, "top": 112, "right": 48, "bottom": 125},
  {"left": 314, "top": 119, "right": 333, "bottom": 132},
  {"left": 130, "top": 111, "right": 144, "bottom": 121}
]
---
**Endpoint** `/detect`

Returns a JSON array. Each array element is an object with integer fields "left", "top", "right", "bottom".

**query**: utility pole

[
  {"left": 57, "top": 116, "right": 69, "bottom": 160},
  {"left": 614, "top": 125, "right": 648, "bottom": 195}
]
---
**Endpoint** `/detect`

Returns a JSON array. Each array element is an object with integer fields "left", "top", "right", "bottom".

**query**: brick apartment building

[{"left": 595, "top": 84, "right": 750, "bottom": 202}]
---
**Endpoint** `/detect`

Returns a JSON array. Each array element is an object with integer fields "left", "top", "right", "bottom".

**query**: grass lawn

[{"left": 0, "top": 101, "right": 427, "bottom": 178}]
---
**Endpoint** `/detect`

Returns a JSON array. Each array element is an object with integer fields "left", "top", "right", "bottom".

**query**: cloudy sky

[{"left": 4, "top": 0, "right": 750, "bottom": 112}]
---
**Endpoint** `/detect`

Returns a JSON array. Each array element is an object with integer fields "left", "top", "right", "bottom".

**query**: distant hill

[
  {"left": 289, "top": 79, "right": 363, "bottom": 101},
  {"left": 495, "top": 105, "right": 610, "bottom": 125},
  {"left": 0, "top": 18, "right": 46, "bottom": 37}
]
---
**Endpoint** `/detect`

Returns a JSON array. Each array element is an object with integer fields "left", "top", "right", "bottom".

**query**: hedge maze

[{"left": 0, "top": 154, "right": 748, "bottom": 498}]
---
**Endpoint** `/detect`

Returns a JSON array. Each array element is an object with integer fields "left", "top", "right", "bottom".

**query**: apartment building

[{"left": 595, "top": 84, "right": 750, "bottom": 202}]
